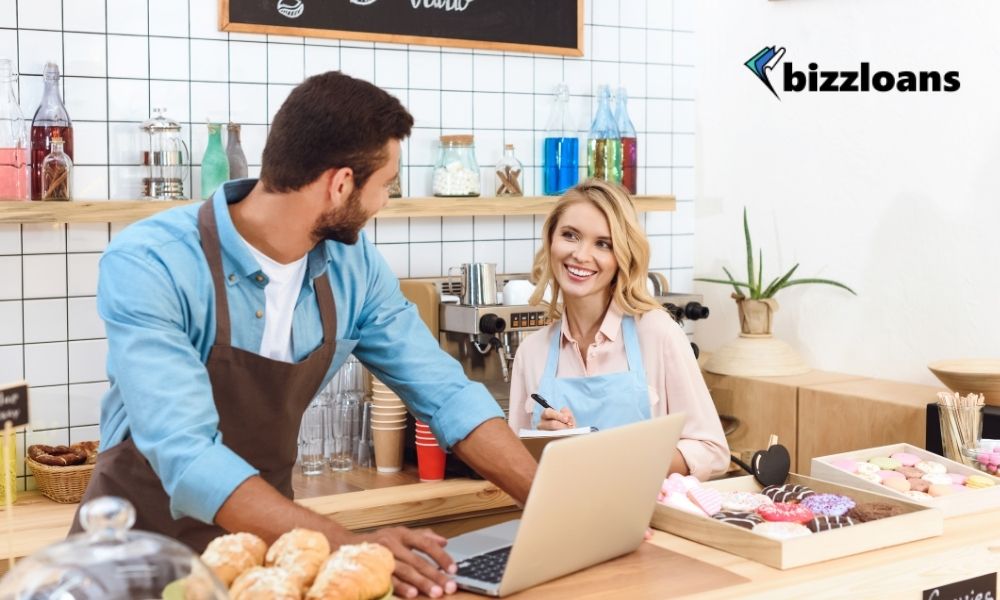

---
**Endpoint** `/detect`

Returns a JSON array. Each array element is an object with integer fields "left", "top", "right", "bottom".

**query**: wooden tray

[
  {"left": 649, "top": 474, "right": 943, "bottom": 570},
  {"left": 811, "top": 443, "right": 1000, "bottom": 518}
]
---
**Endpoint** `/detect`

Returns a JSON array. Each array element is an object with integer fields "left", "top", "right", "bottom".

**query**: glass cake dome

[{"left": 0, "top": 496, "right": 227, "bottom": 599}]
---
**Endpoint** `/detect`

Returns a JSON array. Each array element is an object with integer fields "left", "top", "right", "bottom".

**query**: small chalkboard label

[
  {"left": 221, "top": 0, "right": 583, "bottom": 56},
  {"left": 0, "top": 381, "right": 28, "bottom": 429},
  {"left": 923, "top": 572, "right": 997, "bottom": 600}
]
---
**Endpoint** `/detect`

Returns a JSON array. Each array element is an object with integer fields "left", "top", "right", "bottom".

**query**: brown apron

[{"left": 69, "top": 201, "right": 337, "bottom": 552}]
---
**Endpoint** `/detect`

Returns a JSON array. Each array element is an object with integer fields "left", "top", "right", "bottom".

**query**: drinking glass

[
  {"left": 298, "top": 395, "right": 327, "bottom": 476},
  {"left": 329, "top": 392, "right": 360, "bottom": 471}
]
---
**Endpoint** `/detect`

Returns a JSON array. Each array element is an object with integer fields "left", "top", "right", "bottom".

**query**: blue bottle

[{"left": 542, "top": 83, "right": 579, "bottom": 195}]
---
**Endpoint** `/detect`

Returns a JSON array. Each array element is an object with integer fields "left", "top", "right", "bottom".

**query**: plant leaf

[
  {"left": 722, "top": 266, "right": 748, "bottom": 295},
  {"left": 780, "top": 278, "right": 858, "bottom": 295},
  {"left": 755, "top": 249, "right": 763, "bottom": 299},
  {"left": 743, "top": 207, "right": 755, "bottom": 299},
  {"left": 694, "top": 277, "right": 752, "bottom": 291},
  {"left": 763, "top": 263, "right": 800, "bottom": 298}
]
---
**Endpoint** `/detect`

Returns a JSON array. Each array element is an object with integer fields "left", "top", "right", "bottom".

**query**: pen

[{"left": 530, "top": 393, "right": 553, "bottom": 410}]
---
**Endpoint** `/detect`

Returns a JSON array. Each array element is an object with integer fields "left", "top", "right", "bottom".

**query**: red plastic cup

[{"left": 416, "top": 443, "right": 446, "bottom": 481}]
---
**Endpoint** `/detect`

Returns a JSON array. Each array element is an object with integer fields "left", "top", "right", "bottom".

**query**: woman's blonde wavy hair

[{"left": 529, "top": 179, "right": 663, "bottom": 320}]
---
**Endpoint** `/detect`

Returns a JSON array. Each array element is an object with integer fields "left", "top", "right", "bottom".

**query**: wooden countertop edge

[
  {"left": 1, "top": 479, "right": 513, "bottom": 560},
  {"left": 297, "top": 479, "right": 515, "bottom": 530}
]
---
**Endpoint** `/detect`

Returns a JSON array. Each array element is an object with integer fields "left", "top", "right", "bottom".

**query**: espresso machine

[{"left": 424, "top": 267, "right": 712, "bottom": 415}]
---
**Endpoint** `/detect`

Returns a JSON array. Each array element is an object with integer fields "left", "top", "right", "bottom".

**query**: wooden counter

[
  {"left": 6, "top": 463, "right": 1000, "bottom": 597},
  {"left": 449, "top": 509, "right": 1000, "bottom": 599},
  {"left": 0, "top": 466, "right": 517, "bottom": 566}
]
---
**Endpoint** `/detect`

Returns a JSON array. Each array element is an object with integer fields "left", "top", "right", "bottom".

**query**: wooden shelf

[{"left": 0, "top": 195, "right": 675, "bottom": 224}]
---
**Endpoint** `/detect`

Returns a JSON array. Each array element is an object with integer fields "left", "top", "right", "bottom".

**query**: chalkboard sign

[
  {"left": 220, "top": 0, "right": 583, "bottom": 56},
  {"left": 0, "top": 381, "right": 28, "bottom": 429}
]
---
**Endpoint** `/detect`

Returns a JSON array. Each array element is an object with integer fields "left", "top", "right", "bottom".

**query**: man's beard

[{"left": 311, "top": 187, "right": 369, "bottom": 245}]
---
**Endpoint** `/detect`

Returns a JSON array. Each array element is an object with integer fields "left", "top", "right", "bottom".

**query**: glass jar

[
  {"left": 433, "top": 135, "right": 480, "bottom": 197},
  {"left": 0, "top": 496, "right": 228, "bottom": 599},
  {"left": 495, "top": 144, "right": 523, "bottom": 197}
]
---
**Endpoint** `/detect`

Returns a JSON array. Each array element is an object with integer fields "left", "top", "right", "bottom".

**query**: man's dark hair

[{"left": 260, "top": 71, "right": 413, "bottom": 193}]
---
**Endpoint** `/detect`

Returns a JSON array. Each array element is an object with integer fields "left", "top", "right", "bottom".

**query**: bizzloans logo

[{"left": 745, "top": 46, "right": 960, "bottom": 100}]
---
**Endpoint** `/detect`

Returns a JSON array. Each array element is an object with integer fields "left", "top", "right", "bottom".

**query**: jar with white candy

[{"left": 433, "top": 134, "right": 480, "bottom": 197}]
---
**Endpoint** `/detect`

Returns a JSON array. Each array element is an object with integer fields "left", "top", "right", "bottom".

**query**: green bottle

[{"left": 200, "top": 123, "right": 229, "bottom": 199}]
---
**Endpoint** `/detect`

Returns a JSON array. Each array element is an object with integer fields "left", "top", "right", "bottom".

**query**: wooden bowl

[{"left": 928, "top": 358, "right": 1000, "bottom": 406}]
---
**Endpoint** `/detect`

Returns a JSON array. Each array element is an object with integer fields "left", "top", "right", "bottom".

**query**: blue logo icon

[{"left": 745, "top": 46, "right": 786, "bottom": 99}]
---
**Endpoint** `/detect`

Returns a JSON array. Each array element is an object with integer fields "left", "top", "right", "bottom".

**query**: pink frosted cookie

[
  {"left": 890, "top": 452, "right": 921, "bottom": 467},
  {"left": 915, "top": 460, "right": 947, "bottom": 475},
  {"left": 752, "top": 521, "right": 812, "bottom": 540},
  {"left": 896, "top": 466, "right": 924, "bottom": 479},
  {"left": 720, "top": 491, "right": 772, "bottom": 513},
  {"left": 878, "top": 470, "right": 904, "bottom": 481},
  {"left": 659, "top": 492, "right": 704, "bottom": 516},
  {"left": 948, "top": 473, "right": 967, "bottom": 485},
  {"left": 830, "top": 459, "right": 859, "bottom": 473},
  {"left": 667, "top": 472, "right": 702, "bottom": 492},
  {"left": 883, "top": 478, "right": 910, "bottom": 493},
  {"left": 907, "top": 478, "right": 930, "bottom": 493},
  {"left": 687, "top": 487, "right": 722, "bottom": 516}
]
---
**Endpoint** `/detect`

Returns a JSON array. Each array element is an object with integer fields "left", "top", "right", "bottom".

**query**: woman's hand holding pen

[{"left": 538, "top": 407, "right": 576, "bottom": 430}]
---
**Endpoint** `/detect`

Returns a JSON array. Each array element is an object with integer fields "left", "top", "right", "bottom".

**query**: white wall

[
  {"left": 2, "top": 0, "right": 697, "bottom": 491},
  {"left": 694, "top": 0, "right": 1000, "bottom": 385}
]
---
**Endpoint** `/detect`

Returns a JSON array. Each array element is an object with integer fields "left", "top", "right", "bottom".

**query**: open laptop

[{"left": 447, "top": 414, "right": 685, "bottom": 597}]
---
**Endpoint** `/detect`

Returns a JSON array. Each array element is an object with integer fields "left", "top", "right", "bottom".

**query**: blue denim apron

[{"left": 533, "top": 315, "right": 651, "bottom": 430}]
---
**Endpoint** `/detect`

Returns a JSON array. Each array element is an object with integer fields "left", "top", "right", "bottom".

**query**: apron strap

[
  {"left": 620, "top": 315, "right": 647, "bottom": 383},
  {"left": 197, "top": 200, "right": 233, "bottom": 347},
  {"left": 313, "top": 272, "right": 337, "bottom": 343},
  {"left": 541, "top": 319, "right": 563, "bottom": 381}
]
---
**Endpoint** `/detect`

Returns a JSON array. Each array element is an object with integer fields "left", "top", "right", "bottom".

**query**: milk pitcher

[{"left": 448, "top": 263, "right": 499, "bottom": 306}]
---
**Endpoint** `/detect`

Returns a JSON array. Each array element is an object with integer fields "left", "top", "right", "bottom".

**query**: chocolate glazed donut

[{"left": 28, "top": 444, "right": 87, "bottom": 466}]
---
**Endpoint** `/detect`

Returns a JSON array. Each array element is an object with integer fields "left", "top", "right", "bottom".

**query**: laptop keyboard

[{"left": 456, "top": 546, "right": 512, "bottom": 584}]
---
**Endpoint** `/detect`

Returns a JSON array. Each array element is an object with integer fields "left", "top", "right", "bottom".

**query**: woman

[{"left": 508, "top": 180, "right": 730, "bottom": 480}]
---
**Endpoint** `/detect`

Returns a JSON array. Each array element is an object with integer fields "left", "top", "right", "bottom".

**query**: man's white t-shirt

[{"left": 241, "top": 238, "right": 309, "bottom": 363}]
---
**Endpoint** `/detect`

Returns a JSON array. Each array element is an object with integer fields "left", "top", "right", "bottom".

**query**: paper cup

[
  {"left": 373, "top": 427, "right": 405, "bottom": 472},
  {"left": 417, "top": 443, "right": 446, "bottom": 481}
]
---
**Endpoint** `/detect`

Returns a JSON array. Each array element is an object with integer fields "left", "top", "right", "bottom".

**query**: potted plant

[
  {"left": 695, "top": 209, "right": 856, "bottom": 377},
  {"left": 696, "top": 208, "right": 856, "bottom": 336}
]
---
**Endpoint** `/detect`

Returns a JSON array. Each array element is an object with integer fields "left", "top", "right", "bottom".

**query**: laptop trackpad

[{"left": 447, "top": 520, "right": 520, "bottom": 559}]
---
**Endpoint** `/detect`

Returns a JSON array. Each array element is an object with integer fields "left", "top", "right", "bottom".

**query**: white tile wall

[{"left": 2, "top": 0, "right": 697, "bottom": 490}]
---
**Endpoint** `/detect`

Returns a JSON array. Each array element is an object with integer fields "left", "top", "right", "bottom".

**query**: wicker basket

[{"left": 26, "top": 457, "right": 94, "bottom": 503}]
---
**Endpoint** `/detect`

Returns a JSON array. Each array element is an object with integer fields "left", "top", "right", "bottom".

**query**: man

[{"left": 70, "top": 71, "right": 537, "bottom": 599}]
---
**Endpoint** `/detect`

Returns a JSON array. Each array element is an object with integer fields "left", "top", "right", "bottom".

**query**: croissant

[
  {"left": 230, "top": 566, "right": 302, "bottom": 600},
  {"left": 265, "top": 528, "right": 331, "bottom": 589},
  {"left": 200, "top": 532, "right": 268, "bottom": 587},
  {"left": 306, "top": 542, "right": 394, "bottom": 600}
]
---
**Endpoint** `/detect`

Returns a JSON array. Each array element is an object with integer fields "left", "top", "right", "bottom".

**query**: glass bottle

[
  {"left": 225, "top": 122, "right": 248, "bottom": 180},
  {"left": 542, "top": 83, "right": 579, "bottom": 196},
  {"left": 41, "top": 130, "right": 72, "bottom": 200},
  {"left": 495, "top": 143, "right": 523, "bottom": 197},
  {"left": 30, "top": 62, "right": 73, "bottom": 201},
  {"left": 587, "top": 84, "right": 621, "bottom": 184},
  {"left": 200, "top": 122, "right": 229, "bottom": 199},
  {"left": 615, "top": 87, "right": 638, "bottom": 194},
  {"left": 0, "top": 59, "right": 29, "bottom": 200},
  {"left": 433, "top": 135, "right": 480, "bottom": 197},
  {"left": 388, "top": 154, "right": 402, "bottom": 198}
]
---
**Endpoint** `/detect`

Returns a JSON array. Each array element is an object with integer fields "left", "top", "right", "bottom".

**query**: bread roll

[
  {"left": 265, "top": 528, "right": 331, "bottom": 589},
  {"left": 306, "top": 542, "right": 394, "bottom": 600},
  {"left": 230, "top": 566, "right": 302, "bottom": 600},
  {"left": 200, "top": 532, "right": 268, "bottom": 587}
]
